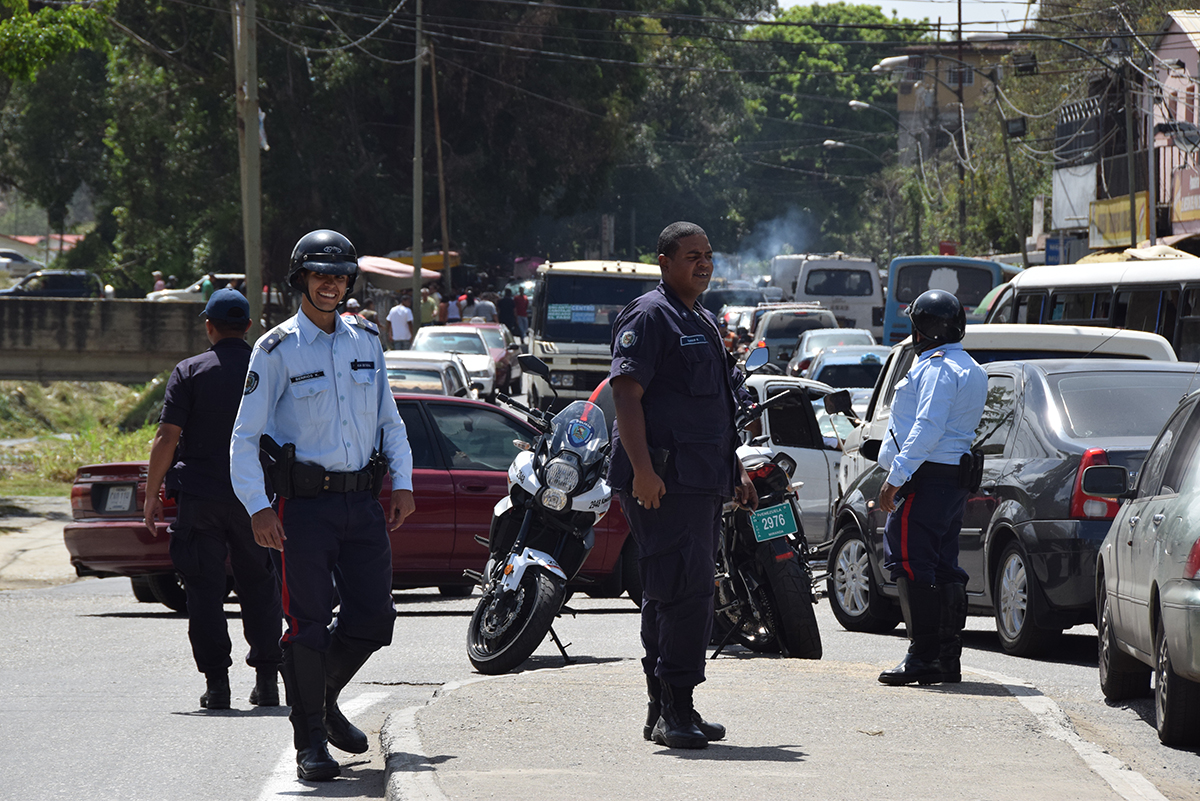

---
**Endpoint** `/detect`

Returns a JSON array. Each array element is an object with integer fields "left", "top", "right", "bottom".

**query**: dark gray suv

[{"left": 0, "top": 269, "right": 104, "bottom": 298}]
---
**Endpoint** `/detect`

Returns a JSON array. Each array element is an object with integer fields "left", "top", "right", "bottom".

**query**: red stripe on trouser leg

[
  {"left": 277, "top": 498, "right": 299, "bottom": 643},
  {"left": 900, "top": 491, "right": 915, "bottom": 581}
]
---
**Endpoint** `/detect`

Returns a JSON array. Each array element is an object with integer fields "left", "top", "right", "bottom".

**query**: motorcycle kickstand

[
  {"left": 709, "top": 607, "right": 752, "bottom": 660},
  {"left": 548, "top": 625, "right": 574, "bottom": 665}
]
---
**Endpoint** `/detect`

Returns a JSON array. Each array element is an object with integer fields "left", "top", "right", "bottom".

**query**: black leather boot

[
  {"left": 324, "top": 635, "right": 373, "bottom": 754},
  {"left": 651, "top": 682, "right": 708, "bottom": 749},
  {"left": 200, "top": 671, "right": 231, "bottom": 710},
  {"left": 284, "top": 644, "right": 340, "bottom": 781},
  {"left": 643, "top": 674, "right": 725, "bottom": 742},
  {"left": 937, "top": 582, "right": 967, "bottom": 683},
  {"left": 250, "top": 666, "right": 280, "bottom": 706},
  {"left": 879, "top": 577, "right": 943, "bottom": 686}
]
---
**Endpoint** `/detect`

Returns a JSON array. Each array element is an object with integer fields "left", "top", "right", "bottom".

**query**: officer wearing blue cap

[
  {"left": 230, "top": 229, "right": 415, "bottom": 782},
  {"left": 609, "top": 221, "right": 757, "bottom": 750},
  {"left": 145, "top": 287, "right": 283, "bottom": 711},
  {"left": 876, "top": 289, "right": 987, "bottom": 686}
]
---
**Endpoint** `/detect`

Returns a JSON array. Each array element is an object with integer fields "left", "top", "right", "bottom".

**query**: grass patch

[
  {"left": 0, "top": 377, "right": 168, "bottom": 439},
  {"left": 0, "top": 425, "right": 155, "bottom": 495}
]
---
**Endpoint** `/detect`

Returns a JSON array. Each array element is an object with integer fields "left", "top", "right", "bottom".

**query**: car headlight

[
  {"left": 550, "top": 372, "right": 575, "bottom": 388},
  {"left": 539, "top": 487, "right": 569, "bottom": 511},
  {"left": 544, "top": 459, "right": 580, "bottom": 492},
  {"left": 469, "top": 369, "right": 491, "bottom": 378}
]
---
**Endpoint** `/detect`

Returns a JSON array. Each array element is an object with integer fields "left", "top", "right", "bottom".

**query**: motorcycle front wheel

[
  {"left": 467, "top": 570, "right": 564, "bottom": 675},
  {"left": 762, "top": 556, "right": 823, "bottom": 659}
]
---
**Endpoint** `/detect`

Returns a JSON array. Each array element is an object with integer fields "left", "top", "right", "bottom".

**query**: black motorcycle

[{"left": 711, "top": 351, "right": 823, "bottom": 659}]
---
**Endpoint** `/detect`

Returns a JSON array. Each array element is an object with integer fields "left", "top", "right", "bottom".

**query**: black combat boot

[
  {"left": 324, "top": 635, "right": 373, "bottom": 754},
  {"left": 651, "top": 682, "right": 709, "bottom": 749},
  {"left": 643, "top": 674, "right": 725, "bottom": 742},
  {"left": 283, "top": 644, "right": 340, "bottom": 782},
  {"left": 250, "top": 666, "right": 280, "bottom": 706},
  {"left": 936, "top": 582, "right": 967, "bottom": 683},
  {"left": 200, "top": 671, "right": 231, "bottom": 710},
  {"left": 878, "top": 577, "right": 943, "bottom": 686}
]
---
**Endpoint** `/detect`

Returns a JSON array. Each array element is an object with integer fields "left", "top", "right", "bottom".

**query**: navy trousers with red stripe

[
  {"left": 272, "top": 490, "right": 396, "bottom": 653},
  {"left": 882, "top": 471, "right": 969, "bottom": 586}
]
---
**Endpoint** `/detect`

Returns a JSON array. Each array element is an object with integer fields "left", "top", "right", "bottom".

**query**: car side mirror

[
  {"left": 824, "top": 389, "right": 855, "bottom": 417},
  {"left": 744, "top": 347, "right": 769, "bottom": 372},
  {"left": 1082, "top": 465, "right": 1133, "bottom": 499},
  {"left": 859, "top": 439, "right": 882, "bottom": 461},
  {"left": 507, "top": 344, "right": 521, "bottom": 351},
  {"left": 517, "top": 354, "right": 550, "bottom": 380}
]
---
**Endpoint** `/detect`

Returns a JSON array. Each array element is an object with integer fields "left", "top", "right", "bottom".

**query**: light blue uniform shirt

[
  {"left": 878, "top": 342, "right": 987, "bottom": 488},
  {"left": 231, "top": 310, "right": 414, "bottom": 516}
]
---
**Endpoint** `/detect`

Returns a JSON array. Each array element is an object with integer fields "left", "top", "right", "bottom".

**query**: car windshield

[
  {"left": 538, "top": 274, "right": 660, "bottom": 344},
  {"left": 765, "top": 313, "right": 833, "bottom": 338},
  {"left": 474, "top": 328, "right": 505, "bottom": 350},
  {"left": 812, "top": 362, "right": 883, "bottom": 389},
  {"left": 413, "top": 331, "right": 487, "bottom": 355},
  {"left": 895, "top": 263, "right": 995, "bottom": 309},
  {"left": 803, "top": 331, "right": 874, "bottom": 353},
  {"left": 803, "top": 269, "right": 874, "bottom": 297},
  {"left": 1052, "top": 371, "right": 1195, "bottom": 439},
  {"left": 387, "top": 368, "right": 446, "bottom": 394}
]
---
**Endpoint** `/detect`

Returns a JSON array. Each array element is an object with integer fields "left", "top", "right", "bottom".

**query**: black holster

[
  {"left": 368, "top": 432, "right": 389, "bottom": 499},
  {"left": 260, "top": 435, "right": 297, "bottom": 500},
  {"left": 959, "top": 448, "right": 984, "bottom": 492}
]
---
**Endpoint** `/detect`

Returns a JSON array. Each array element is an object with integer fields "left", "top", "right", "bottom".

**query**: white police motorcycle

[{"left": 466, "top": 356, "right": 612, "bottom": 674}]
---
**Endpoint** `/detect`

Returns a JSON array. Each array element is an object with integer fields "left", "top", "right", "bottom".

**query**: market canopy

[{"left": 357, "top": 256, "right": 441, "bottom": 291}]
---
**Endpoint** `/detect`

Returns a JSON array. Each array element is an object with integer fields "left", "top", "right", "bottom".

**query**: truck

[
  {"left": 770, "top": 253, "right": 883, "bottom": 338},
  {"left": 527, "top": 259, "right": 661, "bottom": 410}
]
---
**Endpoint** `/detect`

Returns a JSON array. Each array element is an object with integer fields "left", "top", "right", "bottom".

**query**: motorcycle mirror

[
  {"left": 743, "top": 347, "right": 769, "bottom": 372},
  {"left": 823, "top": 389, "right": 855, "bottom": 417},
  {"left": 517, "top": 354, "right": 550, "bottom": 380}
]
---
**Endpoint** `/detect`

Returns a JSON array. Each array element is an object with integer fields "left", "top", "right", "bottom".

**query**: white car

[
  {"left": 146, "top": 273, "right": 286, "bottom": 306},
  {"left": 410, "top": 327, "right": 497, "bottom": 399},
  {"left": 384, "top": 351, "right": 478, "bottom": 399}
]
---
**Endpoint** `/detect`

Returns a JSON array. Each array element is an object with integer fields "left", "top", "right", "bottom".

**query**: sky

[{"left": 785, "top": 0, "right": 1041, "bottom": 35}]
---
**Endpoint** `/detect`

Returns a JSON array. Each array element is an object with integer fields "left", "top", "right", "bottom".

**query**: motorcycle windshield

[{"left": 546, "top": 400, "right": 608, "bottom": 466}]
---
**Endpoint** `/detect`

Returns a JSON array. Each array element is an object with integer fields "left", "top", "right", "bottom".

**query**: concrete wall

[{"left": 0, "top": 298, "right": 211, "bottom": 382}]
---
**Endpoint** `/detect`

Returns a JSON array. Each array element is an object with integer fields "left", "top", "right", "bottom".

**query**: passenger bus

[
  {"left": 527, "top": 260, "right": 661, "bottom": 410},
  {"left": 882, "top": 255, "right": 1020, "bottom": 345},
  {"left": 983, "top": 256, "right": 1200, "bottom": 361}
]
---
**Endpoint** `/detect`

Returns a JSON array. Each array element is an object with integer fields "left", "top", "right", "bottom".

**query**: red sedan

[
  {"left": 447, "top": 322, "right": 523, "bottom": 395},
  {"left": 63, "top": 394, "right": 637, "bottom": 611}
]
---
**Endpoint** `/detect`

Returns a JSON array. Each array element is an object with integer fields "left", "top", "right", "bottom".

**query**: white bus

[
  {"left": 527, "top": 259, "right": 661, "bottom": 410},
  {"left": 984, "top": 253, "right": 1200, "bottom": 360}
]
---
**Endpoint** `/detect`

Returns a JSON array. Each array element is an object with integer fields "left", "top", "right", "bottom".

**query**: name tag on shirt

[
  {"left": 290, "top": 370, "right": 325, "bottom": 384},
  {"left": 680, "top": 335, "right": 706, "bottom": 346},
  {"left": 350, "top": 360, "right": 374, "bottom": 371}
]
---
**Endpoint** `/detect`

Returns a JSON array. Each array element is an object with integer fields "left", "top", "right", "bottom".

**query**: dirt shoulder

[{"left": 0, "top": 495, "right": 80, "bottom": 590}]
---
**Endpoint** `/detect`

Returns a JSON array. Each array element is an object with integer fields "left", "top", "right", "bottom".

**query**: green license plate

[{"left": 749, "top": 502, "right": 798, "bottom": 543}]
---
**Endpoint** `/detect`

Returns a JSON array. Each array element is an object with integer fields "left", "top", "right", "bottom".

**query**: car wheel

[
  {"left": 147, "top": 572, "right": 188, "bottom": 613},
  {"left": 438, "top": 585, "right": 473, "bottom": 598},
  {"left": 826, "top": 524, "right": 900, "bottom": 633},
  {"left": 1155, "top": 614, "right": 1200, "bottom": 746},
  {"left": 993, "top": 542, "right": 1061, "bottom": 657},
  {"left": 1097, "top": 582, "right": 1151, "bottom": 700},
  {"left": 130, "top": 576, "right": 156, "bottom": 604}
]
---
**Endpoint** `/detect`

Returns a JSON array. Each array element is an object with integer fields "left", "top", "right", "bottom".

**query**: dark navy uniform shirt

[
  {"left": 160, "top": 337, "right": 252, "bottom": 503},
  {"left": 607, "top": 282, "right": 746, "bottom": 497}
]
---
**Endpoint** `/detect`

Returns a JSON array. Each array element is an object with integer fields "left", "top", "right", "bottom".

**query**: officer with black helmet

[
  {"left": 230, "top": 229, "right": 416, "bottom": 781},
  {"left": 876, "top": 289, "right": 987, "bottom": 686}
]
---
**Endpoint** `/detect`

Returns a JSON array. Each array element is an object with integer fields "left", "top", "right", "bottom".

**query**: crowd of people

[{"left": 353, "top": 283, "right": 532, "bottom": 350}]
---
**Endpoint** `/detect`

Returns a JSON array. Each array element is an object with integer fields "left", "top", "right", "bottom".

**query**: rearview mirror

[
  {"left": 744, "top": 347, "right": 769, "bottom": 372},
  {"left": 517, "top": 354, "right": 550, "bottom": 380}
]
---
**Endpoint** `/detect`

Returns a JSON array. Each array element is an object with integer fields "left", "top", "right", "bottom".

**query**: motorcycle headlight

[
  {"left": 544, "top": 458, "right": 580, "bottom": 492},
  {"left": 539, "top": 487, "right": 569, "bottom": 511}
]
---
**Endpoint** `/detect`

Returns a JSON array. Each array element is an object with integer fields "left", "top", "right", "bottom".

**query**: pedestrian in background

[
  {"left": 514, "top": 286, "right": 529, "bottom": 341},
  {"left": 360, "top": 298, "right": 378, "bottom": 324},
  {"left": 200, "top": 273, "right": 215, "bottom": 301},
  {"left": 387, "top": 294, "right": 414, "bottom": 349},
  {"left": 876, "top": 290, "right": 987, "bottom": 687},
  {"left": 473, "top": 292, "right": 498, "bottom": 324},
  {"left": 608, "top": 221, "right": 755, "bottom": 749},
  {"left": 144, "top": 288, "right": 282, "bottom": 711},
  {"left": 497, "top": 288, "right": 517, "bottom": 335},
  {"left": 230, "top": 229, "right": 416, "bottom": 782},
  {"left": 152, "top": 270, "right": 165, "bottom": 292}
]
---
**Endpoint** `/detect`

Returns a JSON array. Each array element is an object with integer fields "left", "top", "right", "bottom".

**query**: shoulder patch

[
  {"left": 930, "top": 350, "right": 945, "bottom": 359},
  {"left": 618, "top": 329, "right": 637, "bottom": 349},
  {"left": 243, "top": 370, "right": 260, "bottom": 395},
  {"left": 345, "top": 314, "right": 379, "bottom": 336},
  {"left": 260, "top": 327, "right": 291, "bottom": 353}
]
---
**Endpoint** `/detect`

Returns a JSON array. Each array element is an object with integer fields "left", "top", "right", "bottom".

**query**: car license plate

[
  {"left": 749, "top": 502, "right": 798, "bottom": 543},
  {"left": 104, "top": 485, "right": 135, "bottom": 513}
]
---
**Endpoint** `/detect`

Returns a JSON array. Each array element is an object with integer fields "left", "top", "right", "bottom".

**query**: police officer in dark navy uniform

[
  {"left": 144, "top": 288, "right": 283, "bottom": 711},
  {"left": 876, "top": 289, "right": 987, "bottom": 686},
  {"left": 230, "top": 230, "right": 415, "bottom": 782},
  {"left": 609, "top": 221, "right": 757, "bottom": 749}
]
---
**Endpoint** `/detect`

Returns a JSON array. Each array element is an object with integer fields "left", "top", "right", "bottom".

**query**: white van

[{"left": 774, "top": 253, "right": 883, "bottom": 339}]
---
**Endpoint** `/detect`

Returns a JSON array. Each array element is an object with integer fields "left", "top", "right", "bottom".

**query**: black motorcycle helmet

[
  {"left": 287, "top": 230, "right": 359, "bottom": 303},
  {"left": 906, "top": 289, "right": 966, "bottom": 354}
]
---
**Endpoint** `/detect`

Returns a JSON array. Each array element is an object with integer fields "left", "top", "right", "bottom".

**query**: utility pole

[
  {"left": 956, "top": 1, "right": 966, "bottom": 249},
  {"left": 232, "top": 0, "right": 263, "bottom": 336},
  {"left": 411, "top": 0, "right": 424, "bottom": 327},
  {"left": 428, "top": 41, "right": 453, "bottom": 302},
  {"left": 1125, "top": 59, "right": 1139, "bottom": 249}
]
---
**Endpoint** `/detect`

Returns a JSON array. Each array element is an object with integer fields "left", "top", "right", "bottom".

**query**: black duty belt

[
  {"left": 321, "top": 469, "right": 373, "bottom": 493},
  {"left": 914, "top": 461, "right": 960, "bottom": 480}
]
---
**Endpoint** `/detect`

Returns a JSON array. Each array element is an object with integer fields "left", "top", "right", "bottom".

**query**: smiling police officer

[
  {"left": 876, "top": 289, "right": 987, "bottom": 686},
  {"left": 230, "top": 229, "right": 415, "bottom": 782},
  {"left": 609, "top": 221, "right": 757, "bottom": 749}
]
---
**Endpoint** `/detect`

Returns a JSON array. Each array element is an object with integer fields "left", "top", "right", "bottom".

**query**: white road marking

[
  {"left": 255, "top": 690, "right": 391, "bottom": 800},
  {"left": 970, "top": 667, "right": 1170, "bottom": 801}
]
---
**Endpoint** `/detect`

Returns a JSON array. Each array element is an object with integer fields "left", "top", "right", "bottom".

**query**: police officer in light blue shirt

[
  {"left": 875, "top": 289, "right": 986, "bottom": 687},
  {"left": 230, "top": 229, "right": 415, "bottom": 782}
]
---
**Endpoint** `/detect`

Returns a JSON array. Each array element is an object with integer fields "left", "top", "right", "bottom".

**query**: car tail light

[
  {"left": 1070, "top": 448, "right": 1120, "bottom": 520},
  {"left": 1185, "top": 539, "right": 1200, "bottom": 580},
  {"left": 70, "top": 482, "right": 91, "bottom": 515},
  {"left": 755, "top": 340, "right": 766, "bottom": 350},
  {"left": 797, "top": 358, "right": 811, "bottom": 374}
]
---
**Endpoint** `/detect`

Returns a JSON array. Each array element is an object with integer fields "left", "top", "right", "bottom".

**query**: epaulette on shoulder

[
  {"left": 260, "top": 327, "right": 291, "bottom": 353},
  {"left": 930, "top": 350, "right": 946, "bottom": 359},
  {"left": 344, "top": 314, "right": 379, "bottom": 336}
]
